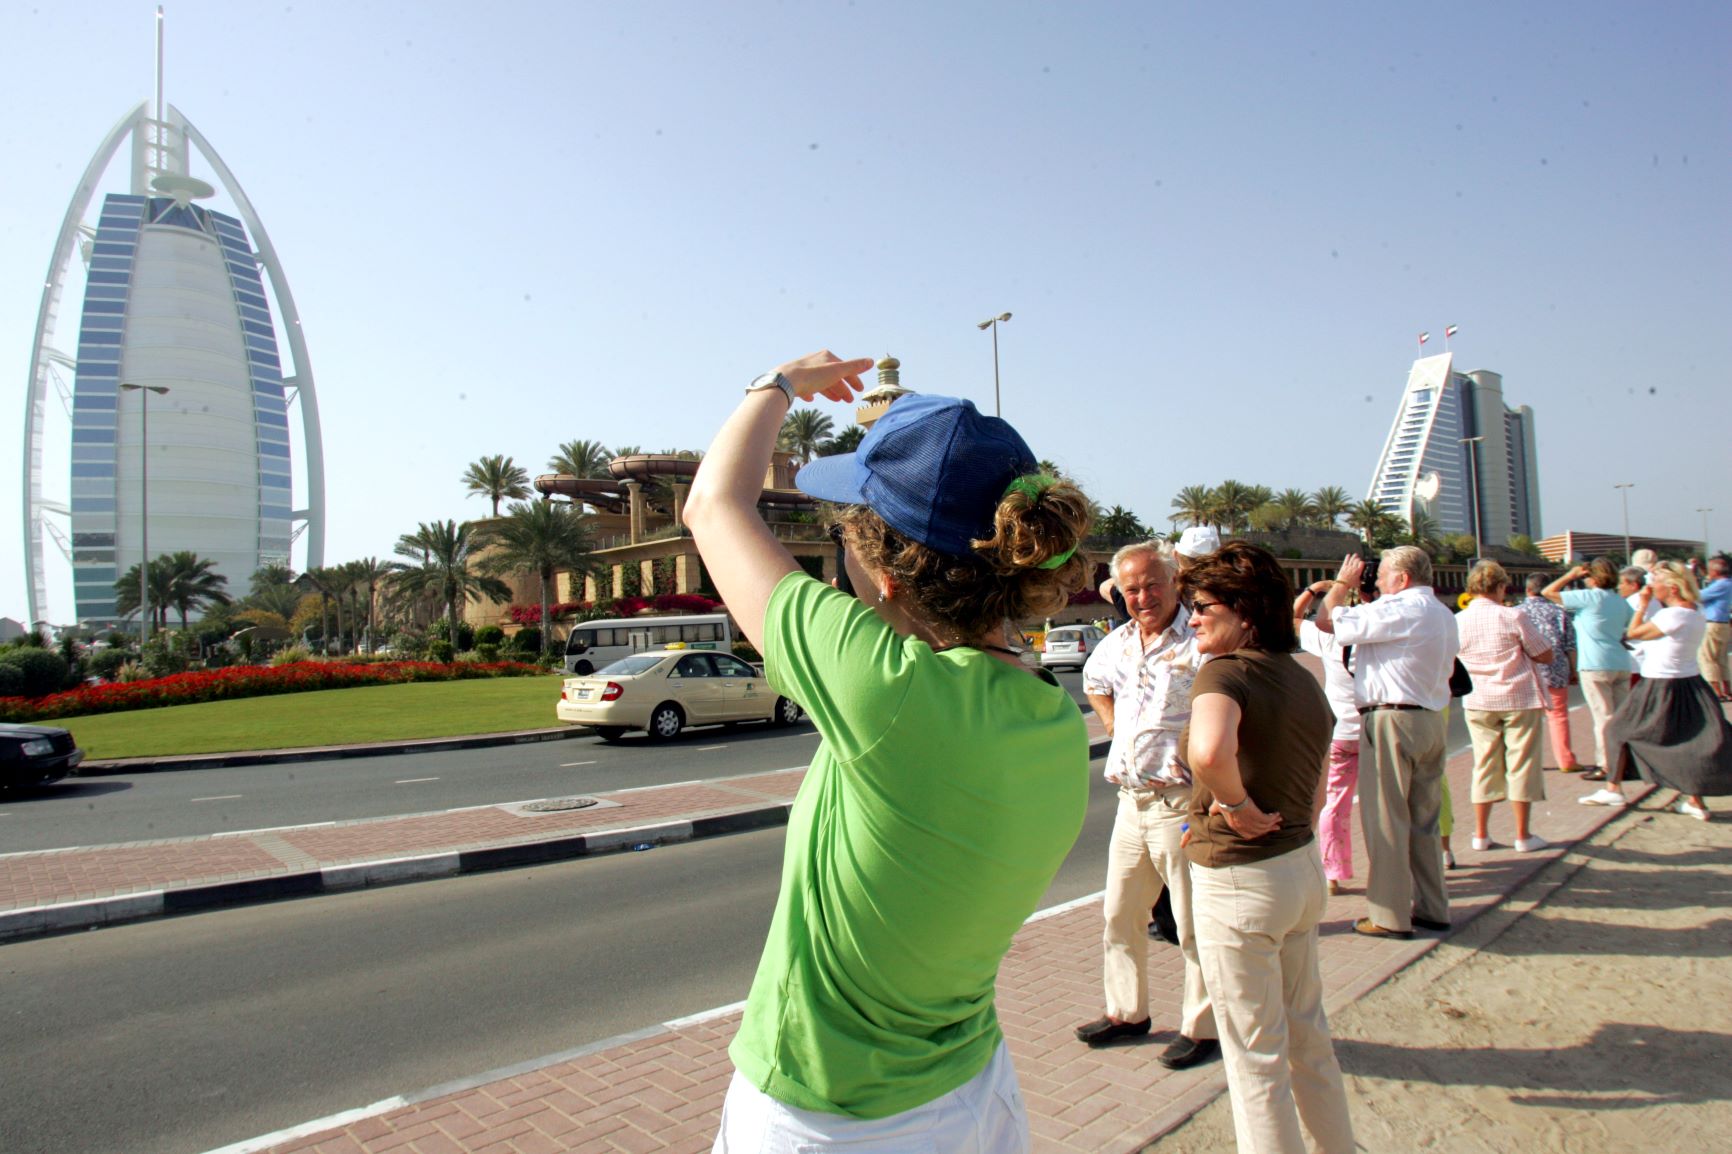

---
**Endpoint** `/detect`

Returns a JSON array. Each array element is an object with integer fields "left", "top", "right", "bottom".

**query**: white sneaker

[
  {"left": 1579, "top": 788, "right": 1627, "bottom": 807},
  {"left": 1471, "top": 836, "right": 1498, "bottom": 851},
  {"left": 1674, "top": 799, "right": 1711, "bottom": 821},
  {"left": 1515, "top": 834, "right": 1551, "bottom": 853}
]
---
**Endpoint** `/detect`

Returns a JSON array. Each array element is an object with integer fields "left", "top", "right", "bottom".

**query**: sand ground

[{"left": 1142, "top": 799, "right": 1732, "bottom": 1153}]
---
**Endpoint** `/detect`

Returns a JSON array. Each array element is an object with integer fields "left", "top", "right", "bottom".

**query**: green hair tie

[{"left": 1001, "top": 475, "right": 1077, "bottom": 569}]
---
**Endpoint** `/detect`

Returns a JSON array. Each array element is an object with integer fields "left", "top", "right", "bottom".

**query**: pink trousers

[
  {"left": 1319, "top": 739, "right": 1359, "bottom": 882},
  {"left": 1541, "top": 684, "right": 1580, "bottom": 769}
]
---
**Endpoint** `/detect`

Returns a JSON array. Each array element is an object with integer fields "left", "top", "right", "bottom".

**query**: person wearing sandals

[
  {"left": 1542, "top": 559, "right": 1634, "bottom": 777},
  {"left": 1456, "top": 561, "right": 1555, "bottom": 854},
  {"left": 1579, "top": 562, "right": 1732, "bottom": 821},
  {"left": 687, "top": 352, "right": 1094, "bottom": 1152},
  {"left": 1180, "top": 542, "right": 1355, "bottom": 1154}
]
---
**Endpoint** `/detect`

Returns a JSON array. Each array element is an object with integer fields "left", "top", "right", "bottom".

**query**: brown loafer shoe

[
  {"left": 1354, "top": 917, "right": 1414, "bottom": 940},
  {"left": 1157, "top": 1036, "right": 1221, "bottom": 1070},
  {"left": 1074, "top": 1015, "right": 1152, "bottom": 1046}
]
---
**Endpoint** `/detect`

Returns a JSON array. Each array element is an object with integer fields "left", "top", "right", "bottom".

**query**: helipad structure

[{"left": 21, "top": 48, "right": 323, "bottom": 629}]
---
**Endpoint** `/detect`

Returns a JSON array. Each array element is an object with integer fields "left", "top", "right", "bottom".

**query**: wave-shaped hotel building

[{"left": 21, "top": 36, "right": 323, "bottom": 629}]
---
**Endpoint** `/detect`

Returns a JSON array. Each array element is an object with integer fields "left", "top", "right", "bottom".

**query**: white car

[
  {"left": 556, "top": 650, "right": 803, "bottom": 741},
  {"left": 1040, "top": 625, "right": 1106, "bottom": 671}
]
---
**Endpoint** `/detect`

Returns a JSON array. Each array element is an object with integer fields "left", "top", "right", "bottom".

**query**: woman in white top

[{"left": 1581, "top": 562, "right": 1732, "bottom": 819}]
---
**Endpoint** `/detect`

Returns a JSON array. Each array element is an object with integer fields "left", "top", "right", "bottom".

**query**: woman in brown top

[{"left": 1180, "top": 542, "right": 1354, "bottom": 1154}]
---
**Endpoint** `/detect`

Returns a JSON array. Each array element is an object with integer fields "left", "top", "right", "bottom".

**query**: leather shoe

[
  {"left": 1157, "top": 1035, "right": 1220, "bottom": 1070},
  {"left": 1411, "top": 915, "right": 1451, "bottom": 932},
  {"left": 1353, "top": 917, "right": 1414, "bottom": 940},
  {"left": 1074, "top": 1015, "right": 1151, "bottom": 1046}
]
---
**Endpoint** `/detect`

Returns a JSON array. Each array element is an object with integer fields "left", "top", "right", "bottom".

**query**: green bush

[
  {"left": 510, "top": 626, "right": 543, "bottom": 654},
  {"left": 428, "top": 639, "right": 455, "bottom": 663},
  {"left": 732, "top": 640, "right": 763, "bottom": 664},
  {"left": 428, "top": 619, "right": 475, "bottom": 651},
  {"left": 474, "top": 624, "right": 506, "bottom": 647},
  {"left": 141, "top": 630, "right": 193, "bottom": 678},
  {"left": 87, "top": 648, "right": 131, "bottom": 683},
  {"left": 0, "top": 647, "right": 71, "bottom": 697},
  {"left": 474, "top": 642, "right": 500, "bottom": 662},
  {"left": 0, "top": 663, "right": 23, "bottom": 697},
  {"left": 272, "top": 645, "right": 312, "bottom": 666}
]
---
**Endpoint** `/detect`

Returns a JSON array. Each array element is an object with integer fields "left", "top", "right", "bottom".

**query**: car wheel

[
  {"left": 594, "top": 726, "right": 626, "bottom": 743},
  {"left": 773, "top": 696, "right": 803, "bottom": 726},
  {"left": 574, "top": 660, "right": 594, "bottom": 675},
  {"left": 647, "top": 703, "right": 685, "bottom": 741}
]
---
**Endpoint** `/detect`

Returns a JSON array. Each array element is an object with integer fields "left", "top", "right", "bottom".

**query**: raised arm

[
  {"left": 1542, "top": 565, "right": 1586, "bottom": 606},
  {"left": 682, "top": 352, "right": 872, "bottom": 652},
  {"left": 1314, "top": 554, "right": 1364, "bottom": 635},
  {"left": 1625, "top": 588, "right": 1664, "bottom": 642}
]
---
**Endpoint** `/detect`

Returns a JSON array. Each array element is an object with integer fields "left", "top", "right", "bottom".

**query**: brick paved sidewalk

[{"left": 200, "top": 702, "right": 1659, "bottom": 1154}]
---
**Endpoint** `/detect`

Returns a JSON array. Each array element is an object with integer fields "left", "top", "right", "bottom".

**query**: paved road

[
  {"left": 0, "top": 673, "right": 1094, "bottom": 853},
  {"left": 0, "top": 753, "right": 1119, "bottom": 1154}
]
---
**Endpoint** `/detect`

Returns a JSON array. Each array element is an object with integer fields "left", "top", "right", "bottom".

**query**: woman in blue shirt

[{"left": 1543, "top": 559, "right": 1632, "bottom": 775}]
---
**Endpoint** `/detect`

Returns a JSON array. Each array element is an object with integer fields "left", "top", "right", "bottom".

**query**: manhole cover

[{"left": 521, "top": 797, "right": 600, "bottom": 813}]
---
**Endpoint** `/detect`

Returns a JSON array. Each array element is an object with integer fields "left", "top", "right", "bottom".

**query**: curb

[
  {"left": 0, "top": 803, "right": 794, "bottom": 945},
  {"left": 77, "top": 726, "right": 593, "bottom": 775}
]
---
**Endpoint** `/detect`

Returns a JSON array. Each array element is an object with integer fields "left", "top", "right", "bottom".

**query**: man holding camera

[{"left": 1316, "top": 546, "right": 1459, "bottom": 939}]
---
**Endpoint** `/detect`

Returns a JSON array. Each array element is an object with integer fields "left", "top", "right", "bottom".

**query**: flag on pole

[
  {"left": 1445, "top": 324, "right": 1459, "bottom": 338},
  {"left": 1418, "top": 331, "right": 1430, "bottom": 347}
]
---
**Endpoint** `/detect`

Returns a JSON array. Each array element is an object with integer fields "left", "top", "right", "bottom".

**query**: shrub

[
  {"left": 0, "top": 647, "right": 70, "bottom": 697},
  {"left": 428, "top": 619, "right": 475, "bottom": 651},
  {"left": 474, "top": 643, "right": 500, "bottom": 662},
  {"left": 428, "top": 639, "right": 455, "bottom": 663},
  {"left": 272, "top": 645, "right": 313, "bottom": 666},
  {"left": 0, "top": 664, "right": 22, "bottom": 697},
  {"left": 510, "top": 626, "right": 543, "bottom": 655},
  {"left": 474, "top": 624, "right": 506, "bottom": 647},
  {"left": 731, "top": 640, "right": 763, "bottom": 664},
  {"left": 141, "top": 630, "right": 193, "bottom": 678}
]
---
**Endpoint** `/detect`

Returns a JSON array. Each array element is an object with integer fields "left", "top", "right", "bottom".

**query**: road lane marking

[
  {"left": 394, "top": 777, "right": 440, "bottom": 784},
  {"left": 559, "top": 760, "right": 597, "bottom": 768},
  {"left": 696, "top": 744, "right": 728, "bottom": 751},
  {"left": 191, "top": 795, "right": 244, "bottom": 802}
]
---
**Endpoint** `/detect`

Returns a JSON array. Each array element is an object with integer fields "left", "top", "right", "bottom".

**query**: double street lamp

[
  {"left": 976, "top": 312, "right": 1011, "bottom": 417},
  {"left": 1458, "top": 436, "right": 1485, "bottom": 562},
  {"left": 1614, "top": 482, "right": 1635, "bottom": 563},
  {"left": 121, "top": 382, "right": 170, "bottom": 640}
]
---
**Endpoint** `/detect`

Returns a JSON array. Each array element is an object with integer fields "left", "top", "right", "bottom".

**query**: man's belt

[{"left": 1357, "top": 702, "right": 1426, "bottom": 715}]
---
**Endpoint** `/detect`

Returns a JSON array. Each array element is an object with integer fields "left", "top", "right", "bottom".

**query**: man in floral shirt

[
  {"left": 1521, "top": 572, "right": 1582, "bottom": 771},
  {"left": 1073, "top": 540, "right": 1219, "bottom": 1070}
]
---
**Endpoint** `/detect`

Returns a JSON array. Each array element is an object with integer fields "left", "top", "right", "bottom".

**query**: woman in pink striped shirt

[{"left": 1456, "top": 561, "right": 1555, "bottom": 854}]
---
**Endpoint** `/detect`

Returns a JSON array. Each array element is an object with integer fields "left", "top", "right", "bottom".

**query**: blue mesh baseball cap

[{"left": 795, "top": 393, "right": 1038, "bottom": 557}]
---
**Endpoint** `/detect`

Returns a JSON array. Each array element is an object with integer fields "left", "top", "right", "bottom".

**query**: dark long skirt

[{"left": 1607, "top": 674, "right": 1732, "bottom": 797}]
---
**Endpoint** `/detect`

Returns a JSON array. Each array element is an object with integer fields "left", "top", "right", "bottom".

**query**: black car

[{"left": 0, "top": 723, "right": 85, "bottom": 790}]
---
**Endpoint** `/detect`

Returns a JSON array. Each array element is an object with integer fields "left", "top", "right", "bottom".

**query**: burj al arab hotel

[{"left": 22, "top": 15, "right": 323, "bottom": 630}]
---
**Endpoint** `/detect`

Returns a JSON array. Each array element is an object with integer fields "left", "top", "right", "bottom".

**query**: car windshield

[{"left": 596, "top": 654, "right": 667, "bottom": 677}]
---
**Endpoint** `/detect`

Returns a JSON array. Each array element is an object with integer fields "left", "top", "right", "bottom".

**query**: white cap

[{"left": 1176, "top": 525, "right": 1221, "bottom": 559}]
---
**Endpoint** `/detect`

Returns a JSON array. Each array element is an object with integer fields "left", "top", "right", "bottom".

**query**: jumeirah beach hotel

[{"left": 21, "top": 71, "right": 324, "bottom": 630}]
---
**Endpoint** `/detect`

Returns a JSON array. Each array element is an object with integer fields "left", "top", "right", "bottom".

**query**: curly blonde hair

[{"left": 836, "top": 476, "right": 1093, "bottom": 639}]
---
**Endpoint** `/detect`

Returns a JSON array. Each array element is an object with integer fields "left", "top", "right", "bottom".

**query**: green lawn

[{"left": 58, "top": 674, "right": 574, "bottom": 759}]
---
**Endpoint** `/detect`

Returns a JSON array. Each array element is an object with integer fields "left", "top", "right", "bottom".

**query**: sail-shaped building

[{"left": 21, "top": 52, "right": 323, "bottom": 630}]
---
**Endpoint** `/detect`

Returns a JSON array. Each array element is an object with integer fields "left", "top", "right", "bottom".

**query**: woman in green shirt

[{"left": 684, "top": 351, "right": 1094, "bottom": 1151}]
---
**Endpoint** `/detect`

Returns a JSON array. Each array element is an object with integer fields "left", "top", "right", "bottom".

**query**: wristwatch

[
  {"left": 1219, "top": 795, "right": 1253, "bottom": 813},
  {"left": 746, "top": 371, "right": 795, "bottom": 406}
]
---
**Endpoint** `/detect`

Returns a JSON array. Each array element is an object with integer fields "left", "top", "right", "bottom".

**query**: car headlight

[{"left": 21, "top": 739, "right": 54, "bottom": 757}]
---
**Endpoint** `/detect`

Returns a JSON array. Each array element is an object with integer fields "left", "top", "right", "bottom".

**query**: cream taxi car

[{"left": 556, "top": 649, "right": 804, "bottom": 741}]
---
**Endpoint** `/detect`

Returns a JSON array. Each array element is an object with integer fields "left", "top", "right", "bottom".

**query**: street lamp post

[
  {"left": 976, "top": 312, "right": 1012, "bottom": 417},
  {"left": 1459, "top": 436, "right": 1485, "bottom": 563},
  {"left": 1614, "top": 482, "right": 1635, "bottom": 563},
  {"left": 1698, "top": 507, "right": 1713, "bottom": 558},
  {"left": 121, "top": 383, "right": 171, "bottom": 640}
]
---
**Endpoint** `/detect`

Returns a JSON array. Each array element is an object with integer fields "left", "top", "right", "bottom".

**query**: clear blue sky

[{"left": 3, "top": 1, "right": 1727, "bottom": 623}]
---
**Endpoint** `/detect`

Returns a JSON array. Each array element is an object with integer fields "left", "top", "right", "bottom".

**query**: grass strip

[{"left": 58, "top": 674, "right": 573, "bottom": 759}]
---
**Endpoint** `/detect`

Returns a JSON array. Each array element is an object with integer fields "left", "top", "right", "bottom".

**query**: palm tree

[
  {"left": 1095, "top": 505, "right": 1148, "bottom": 546},
  {"left": 1312, "top": 485, "right": 1352, "bottom": 529},
  {"left": 778, "top": 410, "right": 835, "bottom": 464},
  {"left": 475, "top": 500, "right": 599, "bottom": 657},
  {"left": 1272, "top": 488, "right": 1318, "bottom": 531},
  {"left": 1346, "top": 499, "right": 1389, "bottom": 543},
  {"left": 344, "top": 556, "right": 393, "bottom": 653},
  {"left": 1170, "top": 485, "right": 1215, "bottom": 528},
  {"left": 246, "top": 564, "right": 302, "bottom": 618},
  {"left": 161, "top": 551, "right": 233, "bottom": 630},
  {"left": 610, "top": 444, "right": 644, "bottom": 460},
  {"left": 463, "top": 454, "right": 531, "bottom": 518},
  {"left": 1210, "top": 480, "right": 1259, "bottom": 534},
  {"left": 299, "top": 565, "right": 348, "bottom": 654},
  {"left": 547, "top": 439, "right": 612, "bottom": 479},
  {"left": 113, "top": 558, "right": 176, "bottom": 631},
  {"left": 817, "top": 426, "right": 866, "bottom": 457},
  {"left": 1406, "top": 511, "right": 1443, "bottom": 554},
  {"left": 391, "top": 520, "right": 512, "bottom": 653}
]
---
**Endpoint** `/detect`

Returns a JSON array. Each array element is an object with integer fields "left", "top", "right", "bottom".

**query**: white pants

[
  {"left": 712, "top": 1039, "right": 1028, "bottom": 1153},
  {"left": 1580, "top": 670, "right": 1632, "bottom": 772}
]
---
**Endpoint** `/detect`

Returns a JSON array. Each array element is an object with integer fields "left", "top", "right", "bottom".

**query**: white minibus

[{"left": 561, "top": 613, "right": 735, "bottom": 675}]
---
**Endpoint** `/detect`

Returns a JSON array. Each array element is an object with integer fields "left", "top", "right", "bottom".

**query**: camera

[{"left": 1359, "top": 558, "right": 1380, "bottom": 598}]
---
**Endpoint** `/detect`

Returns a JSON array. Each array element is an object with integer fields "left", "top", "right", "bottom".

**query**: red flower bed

[{"left": 0, "top": 659, "right": 542, "bottom": 724}]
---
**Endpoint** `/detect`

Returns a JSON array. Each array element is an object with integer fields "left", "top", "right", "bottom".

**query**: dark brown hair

[
  {"left": 836, "top": 476, "right": 1093, "bottom": 639},
  {"left": 1177, "top": 541, "right": 1299, "bottom": 652}
]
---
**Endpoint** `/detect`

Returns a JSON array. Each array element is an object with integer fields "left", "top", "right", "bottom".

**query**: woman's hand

[
  {"left": 1209, "top": 797, "right": 1283, "bottom": 839},
  {"left": 773, "top": 351, "right": 874, "bottom": 403}
]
